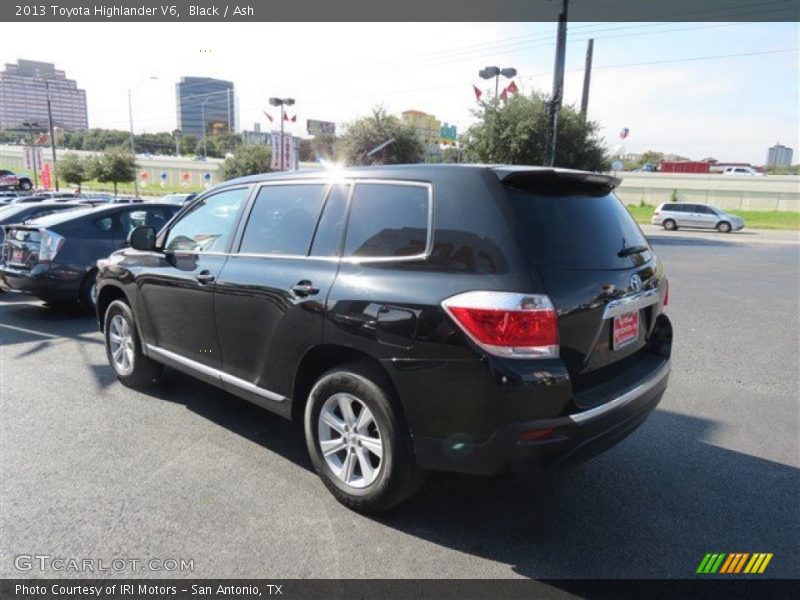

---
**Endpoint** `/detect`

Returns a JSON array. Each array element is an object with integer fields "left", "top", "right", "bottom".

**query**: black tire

[
  {"left": 103, "top": 299, "right": 162, "bottom": 387},
  {"left": 304, "top": 364, "right": 426, "bottom": 512},
  {"left": 717, "top": 221, "right": 732, "bottom": 233},
  {"left": 18, "top": 179, "right": 32, "bottom": 191},
  {"left": 79, "top": 269, "right": 98, "bottom": 311},
  {"left": 663, "top": 219, "right": 677, "bottom": 231}
]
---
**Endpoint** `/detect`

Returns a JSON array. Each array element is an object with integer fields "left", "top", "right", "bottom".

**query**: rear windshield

[{"left": 506, "top": 188, "right": 651, "bottom": 270}]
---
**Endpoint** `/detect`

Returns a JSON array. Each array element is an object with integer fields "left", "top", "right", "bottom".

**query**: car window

[
  {"left": 94, "top": 216, "right": 115, "bottom": 232},
  {"left": 507, "top": 188, "right": 651, "bottom": 270},
  {"left": 667, "top": 204, "right": 683, "bottom": 212},
  {"left": 310, "top": 184, "right": 350, "bottom": 257},
  {"left": 344, "top": 183, "right": 430, "bottom": 258},
  {"left": 165, "top": 187, "right": 248, "bottom": 253},
  {"left": 119, "top": 207, "right": 171, "bottom": 236},
  {"left": 238, "top": 184, "right": 328, "bottom": 256}
]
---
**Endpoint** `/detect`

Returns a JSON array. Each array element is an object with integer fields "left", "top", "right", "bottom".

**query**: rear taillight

[
  {"left": 654, "top": 211, "right": 661, "bottom": 216},
  {"left": 442, "top": 291, "right": 559, "bottom": 358},
  {"left": 39, "top": 229, "right": 65, "bottom": 263},
  {"left": 663, "top": 280, "right": 669, "bottom": 308}
]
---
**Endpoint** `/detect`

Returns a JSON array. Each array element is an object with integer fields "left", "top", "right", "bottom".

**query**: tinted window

[
  {"left": 506, "top": 189, "right": 651, "bottom": 270},
  {"left": 239, "top": 184, "right": 327, "bottom": 255},
  {"left": 344, "top": 184, "right": 429, "bottom": 258},
  {"left": 310, "top": 184, "right": 350, "bottom": 257},
  {"left": 119, "top": 207, "right": 171, "bottom": 235},
  {"left": 94, "top": 216, "right": 114, "bottom": 232},
  {"left": 667, "top": 204, "right": 686, "bottom": 212},
  {"left": 166, "top": 187, "right": 248, "bottom": 252},
  {"left": 697, "top": 205, "right": 714, "bottom": 214}
]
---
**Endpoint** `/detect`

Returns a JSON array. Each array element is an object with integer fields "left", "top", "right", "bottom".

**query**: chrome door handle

[
  {"left": 195, "top": 271, "right": 216, "bottom": 284},
  {"left": 291, "top": 281, "right": 319, "bottom": 297}
]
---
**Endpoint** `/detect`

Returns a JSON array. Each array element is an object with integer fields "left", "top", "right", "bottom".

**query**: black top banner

[{"left": 2, "top": 0, "right": 799, "bottom": 22}]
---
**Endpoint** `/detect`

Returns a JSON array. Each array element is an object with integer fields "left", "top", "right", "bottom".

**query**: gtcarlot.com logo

[{"left": 696, "top": 552, "right": 773, "bottom": 574}]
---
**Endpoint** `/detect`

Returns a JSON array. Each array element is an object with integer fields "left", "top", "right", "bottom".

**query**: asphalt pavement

[{"left": 0, "top": 228, "right": 798, "bottom": 579}]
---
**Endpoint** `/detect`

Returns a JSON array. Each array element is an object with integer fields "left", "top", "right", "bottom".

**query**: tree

[
  {"left": 57, "top": 153, "right": 87, "bottom": 187},
  {"left": 335, "top": 107, "right": 423, "bottom": 166},
  {"left": 218, "top": 145, "right": 272, "bottom": 181},
  {"left": 463, "top": 92, "right": 608, "bottom": 171},
  {"left": 87, "top": 148, "right": 136, "bottom": 196}
]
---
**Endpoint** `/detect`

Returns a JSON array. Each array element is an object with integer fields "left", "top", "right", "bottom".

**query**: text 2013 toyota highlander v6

[{"left": 95, "top": 165, "right": 672, "bottom": 512}]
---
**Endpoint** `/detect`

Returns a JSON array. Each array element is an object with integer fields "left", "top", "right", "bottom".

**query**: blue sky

[{"left": 3, "top": 21, "right": 798, "bottom": 164}]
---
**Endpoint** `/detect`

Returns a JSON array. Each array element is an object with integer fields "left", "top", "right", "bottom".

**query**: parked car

[
  {"left": 0, "top": 191, "right": 23, "bottom": 203},
  {"left": 159, "top": 192, "right": 197, "bottom": 206},
  {"left": 0, "top": 202, "right": 83, "bottom": 245},
  {"left": 11, "top": 194, "right": 48, "bottom": 204},
  {"left": 722, "top": 166, "right": 763, "bottom": 176},
  {"left": 0, "top": 203, "right": 180, "bottom": 309},
  {"left": 651, "top": 202, "right": 745, "bottom": 233},
  {"left": 0, "top": 169, "right": 33, "bottom": 191},
  {"left": 40, "top": 191, "right": 82, "bottom": 201},
  {"left": 95, "top": 165, "right": 672, "bottom": 512}
]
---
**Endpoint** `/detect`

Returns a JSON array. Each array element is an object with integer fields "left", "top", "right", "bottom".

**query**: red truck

[{"left": 659, "top": 161, "right": 710, "bottom": 174}]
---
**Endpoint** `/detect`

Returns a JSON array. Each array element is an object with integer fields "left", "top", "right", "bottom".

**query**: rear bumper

[
  {"left": 0, "top": 263, "right": 81, "bottom": 302},
  {"left": 412, "top": 358, "right": 670, "bottom": 476}
]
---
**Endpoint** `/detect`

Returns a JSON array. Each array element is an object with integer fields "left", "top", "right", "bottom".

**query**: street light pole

[
  {"left": 201, "top": 98, "right": 210, "bottom": 158},
  {"left": 22, "top": 121, "right": 40, "bottom": 189}
]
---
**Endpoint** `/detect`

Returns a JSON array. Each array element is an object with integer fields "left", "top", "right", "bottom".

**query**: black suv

[{"left": 96, "top": 165, "right": 672, "bottom": 512}]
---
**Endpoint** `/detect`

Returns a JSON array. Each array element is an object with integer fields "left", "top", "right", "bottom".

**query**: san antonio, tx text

[{"left": 16, "top": 584, "right": 280, "bottom": 596}]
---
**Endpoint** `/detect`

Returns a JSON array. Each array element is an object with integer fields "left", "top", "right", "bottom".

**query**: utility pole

[
  {"left": 546, "top": 0, "right": 569, "bottom": 166},
  {"left": 580, "top": 38, "right": 594, "bottom": 119},
  {"left": 43, "top": 81, "right": 59, "bottom": 190}
]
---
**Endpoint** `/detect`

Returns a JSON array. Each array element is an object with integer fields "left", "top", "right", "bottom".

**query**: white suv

[
  {"left": 722, "top": 166, "right": 763, "bottom": 176},
  {"left": 651, "top": 203, "right": 745, "bottom": 233}
]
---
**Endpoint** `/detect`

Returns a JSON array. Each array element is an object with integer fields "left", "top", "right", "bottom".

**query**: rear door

[
  {"left": 504, "top": 182, "right": 667, "bottom": 392},
  {"left": 214, "top": 181, "right": 347, "bottom": 407}
]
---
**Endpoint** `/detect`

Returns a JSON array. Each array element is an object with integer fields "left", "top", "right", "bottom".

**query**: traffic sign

[{"left": 307, "top": 119, "right": 336, "bottom": 136}]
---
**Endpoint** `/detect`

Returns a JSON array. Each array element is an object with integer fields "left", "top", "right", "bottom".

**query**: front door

[{"left": 135, "top": 186, "right": 251, "bottom": 372}]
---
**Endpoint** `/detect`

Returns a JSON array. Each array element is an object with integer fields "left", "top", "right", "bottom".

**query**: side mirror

[{"left": 128, "top": 225, "right": 156, "bottom": 251}]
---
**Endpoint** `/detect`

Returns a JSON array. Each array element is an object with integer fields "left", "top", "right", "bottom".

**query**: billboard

[{"left": 307, "top": 119, "right": 336, "bottom": 136}]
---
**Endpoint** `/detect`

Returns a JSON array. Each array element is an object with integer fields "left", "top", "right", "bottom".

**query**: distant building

[
  {"left": 0, "top": 59, "right": 88, "bottom": 132},
  {"left": 401, "top": 109, "right": 458, "bottom": 146},
  {"left": 176, "top": 77, "right": 235, "bottom": 136},
  {"left": 766, "top": 144, "right": 793, "bottom": 167}
]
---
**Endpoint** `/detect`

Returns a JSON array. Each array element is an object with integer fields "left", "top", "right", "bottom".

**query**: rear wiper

[{"left": 617, "top": 244, "right": 649, "bottom": 257}]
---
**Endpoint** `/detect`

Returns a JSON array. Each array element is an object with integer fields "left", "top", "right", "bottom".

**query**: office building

[
  {"left": 176, "top": 77, "right": 235, "bottom": 136},
  {"left": 0, "top": 59, "right": 88, "bottom": 132},
  {"left": 766, "top": 144, "right": 793, "bottom": 167}
]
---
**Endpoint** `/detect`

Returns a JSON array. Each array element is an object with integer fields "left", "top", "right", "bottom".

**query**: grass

[{"left": 626, "top": 204, "right": 800, "bottom": 231}]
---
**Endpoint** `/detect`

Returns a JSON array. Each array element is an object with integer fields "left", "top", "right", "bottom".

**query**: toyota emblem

[{"left": 630, "top": 274, "right": 643, "bottom": 292}]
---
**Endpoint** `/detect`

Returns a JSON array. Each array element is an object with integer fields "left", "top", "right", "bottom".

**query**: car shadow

[
  {"left": 132, "top": 372, "right": 799, "bottom": 578},
  {"left": 0, "top": 297, "right": 101, "bottom": 353}
]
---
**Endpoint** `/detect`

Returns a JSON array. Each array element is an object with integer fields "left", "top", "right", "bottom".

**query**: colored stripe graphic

[{"left": 702, "top": 553, "right": 774, "bottom": 575}]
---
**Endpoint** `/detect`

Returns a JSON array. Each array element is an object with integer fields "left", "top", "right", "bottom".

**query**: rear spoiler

[{"left": 493, "top": 167, "right": 621, "bottom": 194}]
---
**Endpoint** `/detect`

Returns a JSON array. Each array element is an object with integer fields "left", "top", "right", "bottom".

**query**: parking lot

[{"left": 1, "top": 227, "right": 798, "bottom": 579}]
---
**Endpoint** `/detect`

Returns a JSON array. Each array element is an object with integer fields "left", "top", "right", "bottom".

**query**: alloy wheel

[
  {"left": 108, "top": 314, "right": 135, "bottom": 375},
  {"left": 317, "top": 393, "right": 384, "bottom": 489}
]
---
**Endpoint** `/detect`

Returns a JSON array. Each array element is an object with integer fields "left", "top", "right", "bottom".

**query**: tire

[
  {"left": 717, "top": 221, "right": 732, "bottom": 233},
  {"left": 103, "top": 299, "right": 162, "bottom": 387},
  {"left": 18, "top": 179, "right": 32, "bottom": 191},
  {"left": 304, "top": 364, "right": 426, "bottom": 512},
  {"left": 80, "top": 270, "right": 98, "bottom": 311},
  {"left": 663, "top": 219, "right": 677, "bottom": 231}
]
